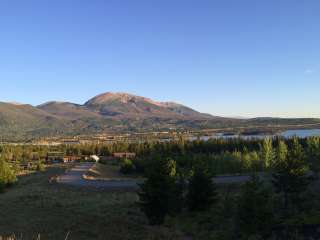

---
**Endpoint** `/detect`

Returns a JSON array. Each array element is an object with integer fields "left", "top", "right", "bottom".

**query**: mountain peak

[
  {"left": 85, "top": 92, "right": 165, "bottom": 106},
  {"left": 83, "top": 91, "right": 213, "bottom": 119},
  {"left": 85, "top": 92, "right": 135, "bottom": 105}
]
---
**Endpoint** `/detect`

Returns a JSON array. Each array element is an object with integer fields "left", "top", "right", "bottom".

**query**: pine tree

[
  {"left": 138, "top": 158, "right": 181, "bottom": 225},
  {"left": 186, "top": 165, "right": 217, "bottom": 211},
  {"left": 275, "top": 138, "right": 288, "bottom": 167},
  {"left": 237, "top": 174, "right": 274, "bottom": 239},
  {"left": 272, "top": 138, "right": 310, "bottom": 212},
  {"left": 306, "top": 137, "right": 320, "bottom": 177},
  {"left": 260, "top": 137, "right": 275, "bottom": 169}
]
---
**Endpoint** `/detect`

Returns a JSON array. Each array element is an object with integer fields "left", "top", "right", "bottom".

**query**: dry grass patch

[
  {"left": 84, "top": 163, "right": 144, "bottom": 181},
  {"left": 0, "top": 165, "right": 182, "bottom": 240}
]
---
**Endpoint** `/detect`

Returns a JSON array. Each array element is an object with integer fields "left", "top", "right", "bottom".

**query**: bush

[
  {"left": 36, "top": 161, "right": 45, "bottom": 172},
  {"left": 132, "top": 158, "right": 146, "bottom": 174},
  {"left": 120, "top": 159, "right": 135, "bottom": 174},
  {"left": 0, "top": 181, "right": 5, "bottom": 193},
  {"left": 0, "top": 159, "right": 17, "bottom": 191}
]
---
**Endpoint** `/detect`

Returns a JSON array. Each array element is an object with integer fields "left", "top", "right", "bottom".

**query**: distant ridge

[
  {"left": 7, "top": 102, "right": 25, "bottom": 106},
  {"left": 0, "top": 92, "right": 319, "bottom": 140}
]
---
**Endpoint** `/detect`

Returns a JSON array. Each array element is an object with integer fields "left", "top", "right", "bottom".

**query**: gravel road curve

[{"left": 57, "top": 163, "right": 253, "bottom": 190}]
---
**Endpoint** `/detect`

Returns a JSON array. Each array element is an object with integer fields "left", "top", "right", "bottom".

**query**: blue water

[
  {"left": 187, "top": 129, "right": 320, "bottom": 141},
  {"left": 281, "top": 129, "right": 320, "bottom": 138}
]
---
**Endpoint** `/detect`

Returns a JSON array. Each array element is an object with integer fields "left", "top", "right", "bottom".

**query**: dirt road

[{"left": 57, "top": 163, "right": 253, "bottom": 190}]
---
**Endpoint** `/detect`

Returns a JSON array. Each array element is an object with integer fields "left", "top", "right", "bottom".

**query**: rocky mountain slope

[{"left": 83, "top": 92, "right": 214, "bottom": 119}]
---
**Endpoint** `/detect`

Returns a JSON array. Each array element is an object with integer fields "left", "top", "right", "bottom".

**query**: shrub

[
  {"left": 36, "top": 161, "right": 45, "bottom": 172},
  {"left": 0, "top": 181, "right": 5, "bottom": 193},
  {"left": 120, "top": 159, "right": 135, "bottom": 174},
  {"left": 0, "top": 159, "right": 17, "bottom": 191}
]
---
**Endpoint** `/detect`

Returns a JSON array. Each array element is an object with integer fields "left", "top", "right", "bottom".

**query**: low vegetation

[
  {"left": 85, "top": 163, "right": 142, "bottom": 181},
  {"left": 0, "top": 158, "right": 17, "bottom": 193},
  {"left": 120, "top": 159, "right": 135, "bottom": 174},
  {"left": 0, "top": 165, "right": 183, "bottom": 240}
]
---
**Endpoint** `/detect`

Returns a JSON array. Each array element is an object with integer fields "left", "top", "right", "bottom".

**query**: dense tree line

[
  {"left": 137, "top": 137, "right": 320, "bottom": 239},
  {"left": 1, "top": 136, "right": 320, "bottom": 181},
  {"left": 1, "top": 136, "right": 320, "bottom": 175}
]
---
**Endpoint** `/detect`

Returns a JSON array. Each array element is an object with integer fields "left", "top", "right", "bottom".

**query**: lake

[
  {"left": 281, "top": 129, "right": 320, "bottom": 138},
  {"left": 188, "top": 129, "right": 320, "bottom": 141}
]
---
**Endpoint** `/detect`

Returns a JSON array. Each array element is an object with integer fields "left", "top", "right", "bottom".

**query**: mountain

[
  {"left": 0, "top": 102, "right": 67, "bottom": 139},
  {"left": 35, "top": 92, "right": 222, "bottom": 136},
  {"left": 159, "top": 102, "right": 215, "bottom": 119},
  {"left": 0, "top": 92, "right": 319, "bottom": 140},
  {"left": 84, "top": 92, "right": 213, "bottom": 119},
  {"left": 38, "top": 101, "right": 101, "bottom": 120}
]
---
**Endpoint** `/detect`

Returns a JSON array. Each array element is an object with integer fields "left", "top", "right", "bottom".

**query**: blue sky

[{"left": 0, "top": 0, "right": 319, "bottom": 118}]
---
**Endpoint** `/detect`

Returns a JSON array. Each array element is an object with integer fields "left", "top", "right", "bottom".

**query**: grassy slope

[
  {"left": 0, "top": 102, "right": 67, "bottom": 139},
  {"left": 0, "top": 166, "right": 182, "bottom": 240}
]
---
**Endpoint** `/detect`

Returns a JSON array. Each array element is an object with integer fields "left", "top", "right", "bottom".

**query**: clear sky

[{"left": 0, "top": 0, "right": 319, "bottom": 118}]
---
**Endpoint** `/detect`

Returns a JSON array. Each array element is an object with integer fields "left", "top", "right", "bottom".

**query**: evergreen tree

[
  {"left": 237, "top": 174, "right": 274, "bottom": 239},
  {"left": 138, "top": 158, "right": 181, "bottom": 225},
  {"left": 249, "top": 151, "right": 260, "bottom": 172},
  {"left": 272, "top": 137, "right": 310, "bottom": 212},
  {"left": 186, "top": 164, "right": 217, "bottom": 211},
  {"left": 275, "top": 138, "right": 288, "bottom": 166},
  {"left": 306, "top": 137, "right": 320, "bottom": 177},
  {"left": 260, "top": 137, "right": 275, "bottom": 169}
]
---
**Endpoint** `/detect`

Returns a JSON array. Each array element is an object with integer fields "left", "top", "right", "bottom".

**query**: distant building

[
  {"left": 89, "top": 155, "right": 100, "bottom": 162},
  {"left": 20, "top": 162, "right": 33, "bottom": 170},
  {"left": 113, "top": 152, "right": 136, "bottom": 159},
  {"left": 63, "top": 140, "right": 81, "bottom": 145},
  {"left": 63, "top": 156, "right": 82, "bottom": 163},
  {"left": 46, "top": 152, "right": 64, "bottom": 163},
  {"left": 47, "top": 152, "right": 99, "bottom": 164}
]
